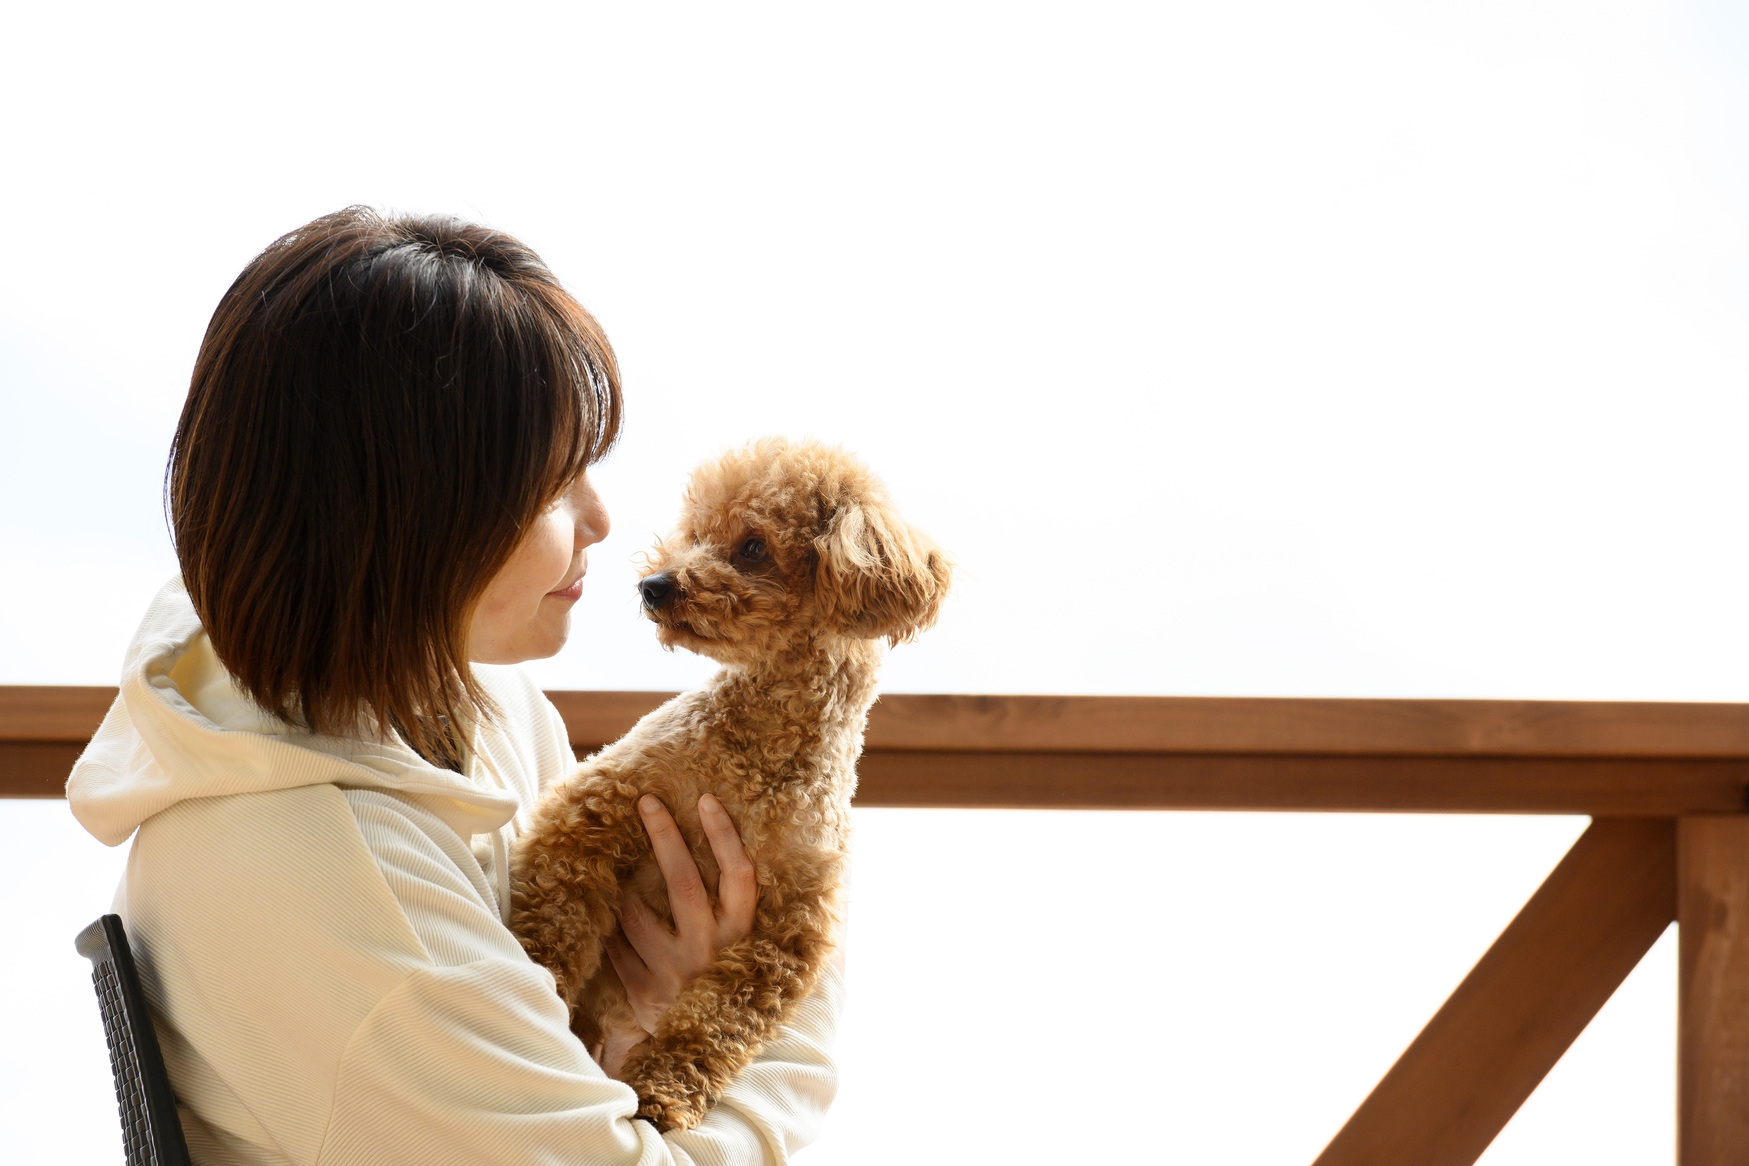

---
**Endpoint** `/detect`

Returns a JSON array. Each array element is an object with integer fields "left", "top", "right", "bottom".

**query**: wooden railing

[{"left": 7, "top": 685, "right": 1748, "bottom": 1164}]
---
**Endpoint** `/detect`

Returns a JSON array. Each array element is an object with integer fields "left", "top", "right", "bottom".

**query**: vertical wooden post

[{"left": 1680, "top": 815, "right": 1749, "bottom": 1164}]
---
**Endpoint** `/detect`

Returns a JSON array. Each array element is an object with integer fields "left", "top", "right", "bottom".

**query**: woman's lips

[{"left": 548, "top": 576, "right": 585, "bottom": 601}]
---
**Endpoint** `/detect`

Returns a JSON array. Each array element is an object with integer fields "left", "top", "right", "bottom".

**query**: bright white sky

[{"left": 4, "top": 2, "right": 1747, "bottom": 1162}]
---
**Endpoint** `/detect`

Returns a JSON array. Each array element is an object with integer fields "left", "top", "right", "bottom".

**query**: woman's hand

[{"left": 599, "top": 793, "right": 757, "bottom": 1073}]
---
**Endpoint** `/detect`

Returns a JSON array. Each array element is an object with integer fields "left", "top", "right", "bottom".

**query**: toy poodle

[{"left": 510, "top": 436, "right": 951, "bottom": 1130}]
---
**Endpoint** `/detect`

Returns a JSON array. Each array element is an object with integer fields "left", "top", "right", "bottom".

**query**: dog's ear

[{"left": 814, "top": 500, "right": 951, "bottom": 643}]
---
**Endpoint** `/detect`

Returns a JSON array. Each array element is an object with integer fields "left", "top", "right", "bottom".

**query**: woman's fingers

[
  {"left": 604, "top": 930, "right": 649, "bottom": 994},
  {"left": 604, "top": 929, "right": 664, "bottom": 1034},
  {"left": 616, "top": 896, "right": 660, "bottom": 965},
  {"left": 637, "top": 795, "right": 714, "bottom": 938},
  {"left": 698, "top": 793, "right": 757, "bottom": 943},
  {"left": 610, "top": 794, "right": 764, "bottom": 1041}
]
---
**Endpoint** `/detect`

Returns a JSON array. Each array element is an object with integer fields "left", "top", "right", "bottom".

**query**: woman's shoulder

[
  {"left": 128, "top": 780, "right": 528, "bottom": 1021},
  {"left": 470, "top": 664, "right": 574, "bottom": 803}
]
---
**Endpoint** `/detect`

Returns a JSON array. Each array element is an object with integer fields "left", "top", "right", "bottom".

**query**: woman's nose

[{"left": 577, "top": 479, "right": 610, "bottom": 546}]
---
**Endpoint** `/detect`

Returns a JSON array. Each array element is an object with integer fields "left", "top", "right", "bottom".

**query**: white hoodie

[{"left": 67, "top": 578, "right": 842, "bottom": 1166}]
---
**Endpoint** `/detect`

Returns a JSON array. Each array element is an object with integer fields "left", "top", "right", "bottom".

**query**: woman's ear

[{"left": 815, "top": 500, "right": 952, "bottom": 643}]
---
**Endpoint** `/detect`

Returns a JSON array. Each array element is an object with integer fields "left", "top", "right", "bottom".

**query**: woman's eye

[{"left": 739, "top": 537, "right": 767, "bottom": 561}]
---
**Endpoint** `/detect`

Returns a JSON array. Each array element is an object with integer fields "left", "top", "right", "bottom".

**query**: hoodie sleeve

[{"left": 317, "top": 789, "right": 842, "bottom": 1166}]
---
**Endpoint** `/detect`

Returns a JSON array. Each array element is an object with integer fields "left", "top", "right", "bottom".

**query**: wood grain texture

[
  {"left": 10, "top": 687, "right": 1749, "bottom": 810},
  {"left": 860, "top": 694, "right": 1749, "bottom": 758},
  {"left": 1680, "top": 815, "right": 1749, "bottom": 1165},
  {"left": 1314, "top": 818, "right": 1677, "bottom": 1166},
  {"left": 849, "top": 751, "right": 1749, "bottom": 815},
  {"left": 10, "top": 688, "right": 1749, "bottom": 762},
  {"left": 0, "top": 686, "right": 116, "bottom": 742},
  {"left": 0, "top": 743, "right": 89, "bottom": 796},
  {"left": 12, "top": 685, "right": 1749, "bottom": 758},
  {"left": 554, "top": 691, "right": 1749, "bottom": 758}
]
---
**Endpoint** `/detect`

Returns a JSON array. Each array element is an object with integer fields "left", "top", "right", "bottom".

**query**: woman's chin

[
  {"left": 471, "top": 615, "right": 572, "bottom": 666},
  {"left": 525, "top": 619, "right": 573, "bottom": 662}
]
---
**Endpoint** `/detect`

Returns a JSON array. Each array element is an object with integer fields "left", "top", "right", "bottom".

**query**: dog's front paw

[
  {"left": 624, "top": 1050, "right": 713, "bottom": 1131},
  {"left": 633, "top": 1089, "right": 708, "bottom": 1133}
]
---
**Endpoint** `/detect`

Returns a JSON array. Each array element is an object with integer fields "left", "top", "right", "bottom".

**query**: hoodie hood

[{"left": 68, "top": 577, "right": 520, "bottom": 848}]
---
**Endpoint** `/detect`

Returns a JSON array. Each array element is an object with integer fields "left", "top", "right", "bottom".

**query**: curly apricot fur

[{"left": 510, "top": 438, "right": 950, "bottom": 1130}]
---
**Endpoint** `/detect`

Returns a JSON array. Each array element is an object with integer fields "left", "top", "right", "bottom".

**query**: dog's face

[{"left": 637, "top": 438, "right": 951, "bottom": 666}]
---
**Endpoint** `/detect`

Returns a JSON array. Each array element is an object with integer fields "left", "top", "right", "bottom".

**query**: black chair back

[{"left": 76, "top": 914, "right": 193, "bottom": 1166}]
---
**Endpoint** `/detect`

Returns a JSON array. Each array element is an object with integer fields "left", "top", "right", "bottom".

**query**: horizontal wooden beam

[
  {"left": 1, "top": 743, "right": 86, "bottom": 797},
  {"left": 849, "top": 751, "right": 1749, "bottom": 815},
  {"left": 8, "top": 688, "right": 1749, "bottom": 813},
  {"left": 15, "top": 687, "right": 1749, "bottom": 759},
  {"left": 1315, "top": 817, "right": 1678, "bottom": 1166},
  {"left": 9, "top": 740, "right": 1746, "bottom": 814},
  {"left": 551, "top": 690, "right": 1749, "bottom": 759},
  {"left": 0, "top": 686, "right": 116, "bottom": 743}
]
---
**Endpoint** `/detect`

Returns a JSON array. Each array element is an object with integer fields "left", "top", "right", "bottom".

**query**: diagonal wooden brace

[{"left": 1314, "top": 817, "right": 1676, "bottom": 1166}]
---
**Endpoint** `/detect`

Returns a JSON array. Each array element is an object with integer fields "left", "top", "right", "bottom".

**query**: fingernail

[
  {"left": 639, "top": 795, "right": 660, "bottom": 815},
  {"left": 699, "top": 794, "right": 721, "bottom": 814}
]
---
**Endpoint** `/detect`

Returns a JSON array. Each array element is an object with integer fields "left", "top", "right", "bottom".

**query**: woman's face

[{"left": 467, "top": 472, "right": 610, "bottom": 664}]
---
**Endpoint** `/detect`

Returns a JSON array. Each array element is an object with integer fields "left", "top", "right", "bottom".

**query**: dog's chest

[
  {"left": 625, "top": 789, "right": 851, "bottom": 925},
  {"left": 594, "top": 675, "right": 868, "bottom": 920}
]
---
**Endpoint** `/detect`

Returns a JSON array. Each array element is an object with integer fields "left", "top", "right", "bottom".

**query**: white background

[{"left": 4, "top": 1, "right": 1747, "bottom": 1161}]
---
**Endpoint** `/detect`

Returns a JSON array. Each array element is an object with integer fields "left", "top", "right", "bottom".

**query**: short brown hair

[{"left": 168, "top": 207, "right": 620, "bottom": 757}]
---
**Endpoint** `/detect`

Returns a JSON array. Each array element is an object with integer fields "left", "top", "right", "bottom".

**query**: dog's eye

[{"left": 739, "top": 537, "right": 767, "bottom": 562}]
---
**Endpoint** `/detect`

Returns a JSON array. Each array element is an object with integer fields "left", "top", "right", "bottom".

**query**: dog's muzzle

[{"left": 639, "top": 573, "right": 676, "bottom": 610}]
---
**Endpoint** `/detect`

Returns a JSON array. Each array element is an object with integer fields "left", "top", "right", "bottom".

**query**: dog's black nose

[{"left": 639, "top": 573, "right": 675, "bottom": 609}]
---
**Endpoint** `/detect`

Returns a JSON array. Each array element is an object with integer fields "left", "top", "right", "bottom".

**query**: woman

[{"left": 67, "top": 208, "right": 840, "bottom": 1165}]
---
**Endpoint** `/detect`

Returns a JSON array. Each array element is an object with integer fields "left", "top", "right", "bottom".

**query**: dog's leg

[
  {"left": 620, "top": 918, "right": 835, "bottom": 1131},
  {"left": 575, "top": 961, "right": 643, "bottom": 1078},
  {"left": 509, "top": 785, "right": 642, "bottom": 1012},
  {"left": 569, "top": 961, "right": 626, "bottom": 1065}
]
